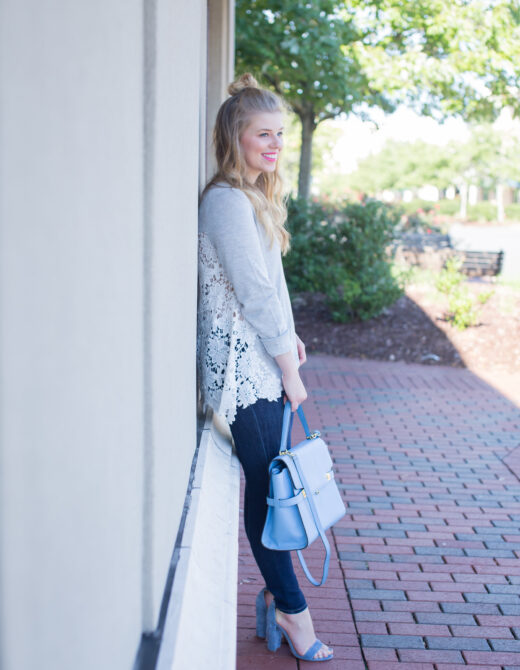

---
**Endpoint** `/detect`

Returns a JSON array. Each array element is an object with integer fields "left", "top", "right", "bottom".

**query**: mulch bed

[{"left": 293, "top": 280, "right": 520, "bottom": 374}]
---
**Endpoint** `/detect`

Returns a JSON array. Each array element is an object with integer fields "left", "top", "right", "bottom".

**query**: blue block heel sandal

[
  {"left": 255, "top": 588, "right": 268, "bottom": 638},
  {"left": 266, "top": 602, "right": 333, "bottom": 662}
]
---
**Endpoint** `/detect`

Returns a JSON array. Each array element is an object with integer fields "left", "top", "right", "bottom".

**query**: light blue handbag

[{"left": 261, "top": 403, "right": 346, "bottom": 586}]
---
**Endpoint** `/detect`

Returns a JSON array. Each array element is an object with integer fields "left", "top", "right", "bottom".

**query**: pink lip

[{"left": 262, "top": 153, "right": 277, "bottom": 163}]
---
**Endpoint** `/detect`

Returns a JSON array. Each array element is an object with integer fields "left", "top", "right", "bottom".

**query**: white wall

[
  {"left": 0, "top": 0, "right": 212, "bottom": 668},
  {"left": 0, "top": 2, "right": 144, "bottom": 668}
]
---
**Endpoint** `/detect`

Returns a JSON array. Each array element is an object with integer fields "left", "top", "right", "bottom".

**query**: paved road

[
  {"left": 237, "top": 355, "right": 520, "bottom": 669},
  {"left": 449, "top": 223, "right": 520, "bottom": 280}
]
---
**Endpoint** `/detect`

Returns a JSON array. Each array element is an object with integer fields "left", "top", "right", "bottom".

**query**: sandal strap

[{"left": 303, "top": 639, "right": 326, "bottom": 660}]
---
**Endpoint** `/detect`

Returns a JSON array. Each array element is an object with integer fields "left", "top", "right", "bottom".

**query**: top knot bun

[{"left": 228, "top": 73, "right": 259, "bottom": 96}]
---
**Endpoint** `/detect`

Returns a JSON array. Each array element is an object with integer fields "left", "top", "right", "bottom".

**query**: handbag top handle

[{"left": 280, "top": 403, "right": 318, "bottom": 454}]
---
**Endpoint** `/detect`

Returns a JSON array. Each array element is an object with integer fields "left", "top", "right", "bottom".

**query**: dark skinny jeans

[{"left": 229, "top": 394, "right": 307, "bottom": 614}]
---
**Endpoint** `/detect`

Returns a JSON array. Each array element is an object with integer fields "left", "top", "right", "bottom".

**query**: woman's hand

[
  {"left": 282, "top": 369, "right": 307, "bottom": 412},
  {"left": 296, "top": 334, "right": 307, "bottom": 366}
]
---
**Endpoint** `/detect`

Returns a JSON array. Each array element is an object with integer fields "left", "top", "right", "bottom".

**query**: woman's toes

[{"left": 314, "top": 643, "right": 332, "bottom": 659}]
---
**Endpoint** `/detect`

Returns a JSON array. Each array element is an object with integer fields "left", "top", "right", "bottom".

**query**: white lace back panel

[{"left": 198, "top": 232, "right": 286, "bottom": 424}]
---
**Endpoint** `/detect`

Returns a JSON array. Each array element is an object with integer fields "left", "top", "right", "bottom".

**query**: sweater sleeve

[{"left": 200, "top": 186, "right": 292, "bottom": 357}]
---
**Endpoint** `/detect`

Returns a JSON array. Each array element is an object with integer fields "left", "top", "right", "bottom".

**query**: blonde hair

[{"left": 206, "top": 73, "right": 290, "bottom": 254}]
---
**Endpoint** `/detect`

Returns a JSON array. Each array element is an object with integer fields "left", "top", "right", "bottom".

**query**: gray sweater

[{"left": 197, "top": 182, "right": 297, "bottom": 422}]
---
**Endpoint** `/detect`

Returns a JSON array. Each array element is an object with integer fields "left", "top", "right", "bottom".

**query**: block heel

[
  {"left": 266, "top": 602, "right": 282, "bottom": 651},
  {"left": 255, "top": 588, "right": 268, "bottom": 638}
]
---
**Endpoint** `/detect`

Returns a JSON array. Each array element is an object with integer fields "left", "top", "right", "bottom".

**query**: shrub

[
  {"left": 436, "top": 255, "right": 478, "bottom": 329},
  {"left": 506, "top": 203, "right": 520, "bottom": 222},
  {"left": 398, "top": 199, "right": 436, "bottom": 216},
  {"left": 435, "top": 256, "right": 464, "bottom": 294},
  {"left": 467, "top": 201, "right": 497, "bottom": 223},
  {"left": 477, "top": 288, "right": 495, "bottom": 305},
  {"left": 448, "top": 289, "right": 478, "bottom": 330},
  {"left": 284, "top": 197, "right": 403, "bottom": 322},
  {"left": 367, "top": 199, "right": 520, "bottom": 224},
  {"left": 396, "top": 199, "right": 459, "bottom": 218},
  {"left": 436, "top": 199, "right": 460, "bottom": 216}
]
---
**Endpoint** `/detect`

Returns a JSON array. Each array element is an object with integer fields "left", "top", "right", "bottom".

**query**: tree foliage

[
  {"left": 347, "top": 140, "right": 451, "bottom": 193},
  {"left": 236, "top": 1, "right": 387, "bottom": 123},
  {"left": 235, "top": 0, "right": 520, "bottom": 198},
  {"left": 235, "top": 1, "right": 391, "bottom": 198},
  {"left": 347, "top": 124, "right": 520, "bottom": 221},
  {"left": 281, "top": 114, "right": 344, "bottom": 193},
  {"left": 348, "top": 126, "right": 520, "bottom": 191},
  {"left": 353, "top": 0, "right": 520, "bottom": 119}
]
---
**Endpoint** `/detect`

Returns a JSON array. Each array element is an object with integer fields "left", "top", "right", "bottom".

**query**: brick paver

[{"left": 236, "top": 356, "right": 520, "bottom": 669}]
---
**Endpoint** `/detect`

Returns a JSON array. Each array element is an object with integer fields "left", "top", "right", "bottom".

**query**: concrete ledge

[{"left": 156, "top": 413, "right": 240, "bottom": 670}]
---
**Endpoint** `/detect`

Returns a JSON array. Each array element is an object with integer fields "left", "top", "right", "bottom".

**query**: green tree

[
  {"left": 281, "top": 113, "right": 344, "bottom": 195},
  {"left": 236, "top": 0, "right": 520, "bottom": 199},
  {"left": 354, "top": 0, "right": 520, "bottom": 120},
  {"left": 235, "top": 1, "right": 391, "bottom": 199},
  {"left": 347, "top": 126, "right": 520, "bottom": 222},
  {"left": 347, "top": 141, "right": 405, "bottom": 195},
  {"left": 347, "top": 140, "right": 449, "bottom": 194},
  {"left": 447, "top": 126, "right": 520, "bottom": 221}
]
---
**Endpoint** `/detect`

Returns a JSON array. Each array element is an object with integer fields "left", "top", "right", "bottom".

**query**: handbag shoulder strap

[
  {"left": 279, "top": 403, "right": 331, "bottom": 586},
  {"left": 291, "top": 449, "right": 331, "bottom": 587}
]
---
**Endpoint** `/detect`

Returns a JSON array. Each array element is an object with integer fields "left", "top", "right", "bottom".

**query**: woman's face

[{"left": 239, "top": 111, "right": 284, "bottom": 183}]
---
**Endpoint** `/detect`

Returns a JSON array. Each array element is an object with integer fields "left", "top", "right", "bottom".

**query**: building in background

[{"left": 0, "top": 2, "right": 238, "bottom": 669}]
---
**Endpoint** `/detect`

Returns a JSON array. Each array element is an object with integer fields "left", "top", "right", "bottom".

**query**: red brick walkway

[{"left": 236, "top": 355, "right": 520, "bottom": 669}]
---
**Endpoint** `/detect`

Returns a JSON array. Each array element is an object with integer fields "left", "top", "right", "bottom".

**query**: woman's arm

[
  {"left": 201, "top": 187, "right": 292, "bottom": 357},
  {"left": 295, "top": 334, "right": 307, "bottom": 366},
  {"left": 275, "top": 351, "right": 307, "bottom": 411},
  {"left": 201, "top": 187, "right": 308, "bottom": 408}
]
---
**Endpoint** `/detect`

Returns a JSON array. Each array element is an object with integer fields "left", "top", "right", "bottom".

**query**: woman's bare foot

[{"left": 275, "top": 606, "right": 332, "bottom": 660}]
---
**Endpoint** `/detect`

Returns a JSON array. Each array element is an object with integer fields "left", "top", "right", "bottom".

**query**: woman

[{"left": 198, "top": 73, "right": 333, "bottom": 662}]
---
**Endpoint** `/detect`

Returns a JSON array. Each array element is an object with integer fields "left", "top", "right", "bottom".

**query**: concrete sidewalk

[{"left": 236, "top": 355, "right": 520, "bottom": 669}]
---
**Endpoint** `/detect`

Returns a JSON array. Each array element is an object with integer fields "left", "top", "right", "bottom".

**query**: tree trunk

[
  {"left": 298, "top": 112, "right": 316, "bottom": 200},
  {"left": 496, "top": 182, "right": 505, "bottom": 223},
  {"left": 459, "top": 182, "right": 468, "bottom": 219}
]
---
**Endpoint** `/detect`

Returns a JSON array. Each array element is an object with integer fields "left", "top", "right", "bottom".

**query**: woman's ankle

[{"left": 276, "top": 606, "right": 310, "bottom": 626}]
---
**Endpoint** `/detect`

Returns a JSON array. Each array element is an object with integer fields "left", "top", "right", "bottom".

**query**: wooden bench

[{"left": 456, "top": 250, "right": 504, "bottom": 277}]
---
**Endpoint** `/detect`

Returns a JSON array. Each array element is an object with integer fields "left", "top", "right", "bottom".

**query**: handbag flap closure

[{"left": 272, "top": 436, "right": 333, "bottom": 494}]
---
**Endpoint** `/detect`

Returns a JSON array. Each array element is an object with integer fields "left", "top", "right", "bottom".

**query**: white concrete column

[{"left": 0, "top": 2, "right": 144, "bottom": 669}]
